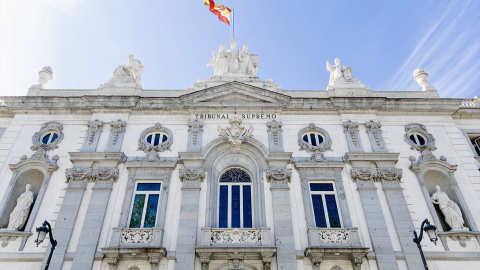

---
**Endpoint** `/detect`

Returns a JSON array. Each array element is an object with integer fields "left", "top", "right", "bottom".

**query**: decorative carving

[
  {"left": 343, "top": 121, "right": 359, "bottom": 146},
  {"left": 351, "top": 255, "right": 364, "bottom": 270},
  {"left": 86, "top": 119, "right": 104, "bottom": 145},
  {"left": 198, "top": 253, "right": 211, "bottom": 270},
  {"left": 404, "top": 123, "right": 436, "bottom": 160},
  {"left": 65, "top": 168, "right": 119, "bottom": 182},
  {"left": 31, "top": 121, "right": 64, "bottom": 157},
  {"left": 298, "top": 123, "right": 332, "bottom": 154},
  {"left": 128, "top": 265, "right": 140, "bottom": 270},
  {"left": 376, "top": 168, "right": 402, "bottom": 182},
  {"left": 207, "top": 41, "right": 259, "bottom": 77},
  {"left": 431, "top": 185, "right": 468, "bottom": 230},
  {"left": 331, "top": 266, "right": 343, "bottom": 270},
  {"left": 218, "top": 117, "right": 253, "bottom": 150},
  {"left": 188, "top": 120, "right": 204, "bottom": 146},
  {"left": 267, "top": 120, "right": 282, "bottom": 147},
  {"left": 138, "top": 123, "right": 173, "bottom": 160},
  {"left": 449, "top": 235, "right": 470, "bottom": 247},
  {"left": 0, "top": 235, "right": 18, "bottom": 248},
  {"left": 110, "top": 55, "right": 144, "bottom": 84},
  {"left": 120, "top": 229, "right": 153, "bottom": 243},
  {"left": 6, "top": 184, "right": 34, "bottom": 230},
  {"left": 179, "top": 168, "right": 205, "bottom": 182},
  {"left": 413, "top": 68, "right": 436, "bottom": 90},
  {"left": 365, "top": 121, "right": 388, "bottom": 152},
  {"left": 220, "top": 168, "right": 251, "bottom": 183},
  {"left": 210, "top": 229, "right": 261, "bottom": 244},
  {"left": 265, "top": 167, "right": 292, "bottom": 183},
  {"left": 350, "top": 169, "right": 377, "bottom": 182},
  {"left": 109, "top": 119, "right": 126, "bottom": 146},
  {"left": 318, "top": 229, "right": 351, "bottom": 243},
  {"left": 262, "top": 253, "right": 273, "bottom": 270}
]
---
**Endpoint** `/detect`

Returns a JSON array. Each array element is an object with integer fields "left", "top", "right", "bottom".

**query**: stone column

[
  {"left": 81, "top": 120, "right": 104, "bottom": 152},
  {"left": 71, "top": 169, "right": 119, "bottom": 270},
  {"left": 379, "top": 168, "right": 425, "bottom": 270},
  {"left": 175, "top": 166, "right": 205, "bottom": 269},
  {"left": 350, "top": 168, "right": 399, "bottom": 270},
  {"left": 41, "top": 172, "right": 88, "bottom": 270},
  {"left": 266, "top": 164, "right": 297, "bottom": 270}
]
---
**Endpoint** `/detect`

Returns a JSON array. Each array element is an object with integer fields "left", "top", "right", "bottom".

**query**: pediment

[{"left": 179, "top": 82, "right": 291, "bottom": 107}]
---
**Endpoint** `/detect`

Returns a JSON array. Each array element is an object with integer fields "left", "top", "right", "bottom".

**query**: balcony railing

[
  {"left": 201, "top": 227, "right": 271, "bottom": 246},
  {"left": 460, "top": 98, "right": 479, "bottom": 108},
  {"left": 110, "top": 227, "right": 163, "bottom": 247}
]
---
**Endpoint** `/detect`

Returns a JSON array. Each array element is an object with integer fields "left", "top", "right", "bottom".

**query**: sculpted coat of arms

[{"left": 218, "top": 117, "right": 253, "bottom": 150}]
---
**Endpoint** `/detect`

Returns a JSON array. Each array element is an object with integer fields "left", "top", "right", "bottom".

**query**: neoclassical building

[{"left": 0, "top": 43, "right": 479, "bottom": 270}]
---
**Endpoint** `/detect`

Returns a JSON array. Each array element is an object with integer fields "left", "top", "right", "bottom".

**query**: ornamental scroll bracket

[
  {"left": 218, "top": 117, "right": 253, "bottom": 150},
  {"left": 265, "top": 167, "right": 292, "bottom": 183}
]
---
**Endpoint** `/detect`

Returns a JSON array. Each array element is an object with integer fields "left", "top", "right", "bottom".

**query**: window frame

[
  {"left": 297, "top": 123, "right": 332, "bottom": 153},
  {"left": 309, "top": 182, "right": 343, "bottom": 228},
  {"left": 127, "top": 181, "right": 162, "bottom": 229},
  {"left": 217, "top": 168, "right": 253, "bottom": 228}
]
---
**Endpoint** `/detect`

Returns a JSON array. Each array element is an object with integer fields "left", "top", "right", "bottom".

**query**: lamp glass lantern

[
  {"left": 423, "top": 223, "right": 438, "bottom": 244},
  {"left": 35, "top": 224, "right": 49, "bottom": 246}
]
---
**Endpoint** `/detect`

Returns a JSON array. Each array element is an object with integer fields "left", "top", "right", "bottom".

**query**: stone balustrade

[
  {"left": 110, "top": 227, "right": 163, "bottom": 247},
  {"left": 460, "top": 98, "right": 479, "bottom": 108},
  {"left": 201, "top": 227, "right": 271, "bottom": 246}
]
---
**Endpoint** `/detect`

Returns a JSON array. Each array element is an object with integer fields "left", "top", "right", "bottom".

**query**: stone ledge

[
  {"left": 343, "top": 152, "right": 399, "bottom": 163},
  {"left": 195, "top": 246, "right": 276, "bottom": 261},
  {"left": 69, "top": 152, "right": 126, "bottom": 164},
  {"left": 0, "top": 230, "right": 32, "bottom": 249}
]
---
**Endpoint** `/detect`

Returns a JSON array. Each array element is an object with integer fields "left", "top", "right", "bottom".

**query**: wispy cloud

[
  {"left": 380, "top": 0, "right": 480, "bottom": 98},
  {"left": 43, "top": 0, "right": 85, "bottom": 16}
]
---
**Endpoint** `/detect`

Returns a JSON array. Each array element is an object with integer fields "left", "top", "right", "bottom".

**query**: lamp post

[
  {"left": 35, "top": 220, "right": 57, "bottom": 270},
  {"left": 413, "top": 218, "right": 438, "bottom": 270}
]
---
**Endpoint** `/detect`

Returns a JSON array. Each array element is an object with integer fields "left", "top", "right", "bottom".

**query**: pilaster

[
  {"left": 81, "top": 120, "right": 104, "bottom": 152},
  {"left": 187, "top": 120, "right": 204, "bottom": 152},
  {"left": 365, "top": 121, "right": 388, "bottom": 153},
  {"left": 267, "top": 120, "right": 284, "bottom": 152},
  {"left": 343, "top": 120, "right": 364, "bottom": 152},
  {"left": 105, "top": 120, "right": 126, "bottom": 152}
]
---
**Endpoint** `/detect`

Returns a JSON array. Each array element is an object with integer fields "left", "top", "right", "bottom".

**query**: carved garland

[
  {"left": 298, "top": 123, "right": 332, "bottom": 153},
  {"left": 179, "top": 168, "right": 205, "bottom": 182},
  {"left": 265, "top": 167, "right": 292, "bottom": 183},
  {"left": 65, "top": 168, "right": 119, "bottom": 182},
  {"left": 351, "top": 168, "right": 402, "bottom": 182}
]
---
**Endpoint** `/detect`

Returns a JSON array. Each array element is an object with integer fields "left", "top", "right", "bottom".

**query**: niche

[
  {"left": 0, "top": 170, "right": 44, "bottom": 230},
  {"left": 423, "top": 170, "right": 468, "bottom": 231}
]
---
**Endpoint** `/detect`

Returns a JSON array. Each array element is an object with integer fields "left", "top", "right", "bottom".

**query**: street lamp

[
  {"left": 413, "top": 218, "right": 438, "bottom": 270},
  {"left": 35, "top": 220, "right": 57, "bottom": 270}
]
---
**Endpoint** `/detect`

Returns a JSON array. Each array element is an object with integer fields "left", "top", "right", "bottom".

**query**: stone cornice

[
  {"left": 344, "top": 152, "right": 399, "bottom": 163},
  {"left": 69, "top": 152, "right": 126, "bottom": 164}
]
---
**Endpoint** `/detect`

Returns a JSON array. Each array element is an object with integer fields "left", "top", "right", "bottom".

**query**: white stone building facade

[{"left": 0, "top": 46, "right": 479, "bottom": 270}]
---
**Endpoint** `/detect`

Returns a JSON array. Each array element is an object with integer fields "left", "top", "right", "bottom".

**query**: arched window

[{"left": 218, "top": 168, "right": 252, "bottom": 228}]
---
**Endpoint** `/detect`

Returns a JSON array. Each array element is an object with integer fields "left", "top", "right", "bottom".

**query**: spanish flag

[{"left": 204, "top": 0, "right": 231, "bottom": 25}]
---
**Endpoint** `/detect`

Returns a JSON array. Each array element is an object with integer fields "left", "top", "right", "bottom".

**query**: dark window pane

[
  {"left": 42, "top": 134, "right": 51, "bottom": 144},
  {"left": 220, "top": 168, "right": 251, "bottom": 183},
  {"left": 231, "top": 186, "right": 240, "bottom": 228},
  {"left": 310, "top": 183, "right": 334, "bottom": 191},
  {"left": 303, "top": 134, "right": 308, "bottom": 142},
  {"left": 154, "top": 134, "right": 160, "bottom": 146},
  {"left": 243, "top": 186, "right": 252, "bottom": 228},
  {"left": 162, "top": 134, "right": 168, "bottom": 142},
  {"left": 312, "top": 195, "right": 327, "bottom": 228},
  {"left": 144, "top": 194, "right": 159, "bottom": 228},
  {"left": 310, "top": 133, "right": 317, "bottom": 146},
  {"left": 325, "top": 195, "right": 341, "bottom": 228},
  {"left": 219, "top": 186, "right": 228, "bottom": 228},
  {"left": 51, "top": 133, "right": 58, "bottom": 143},
  {"left": 409, "top": 134, "right": 417, "bottom": 144},
  {"left": 317, "top": 134, "right": 323, "bottom": 144},
  {"left": 418, "top": 135, "right": 426, "bottom": 145},
  {"left": 129, "top": 194, "right": 146, "bottom": 228},
  {"left": 146, "top": 135, "right": 152, "bottom": 144},
  {"left": 137, "top": 183, "right": 161, "bottom": 191}
]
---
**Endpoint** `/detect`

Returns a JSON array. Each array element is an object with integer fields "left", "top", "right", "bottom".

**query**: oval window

[
  {"left": 302, "top": 132, "right": 324, "bottom": 146},
  {"left": 42, "top": 132, "right": 59, "bottom": 144},
  {"left": 409, "top": 134, "right": 426, "bottom": 146},
  {"left": 146, "top": 132, "right": 168, "bottom": 146}
]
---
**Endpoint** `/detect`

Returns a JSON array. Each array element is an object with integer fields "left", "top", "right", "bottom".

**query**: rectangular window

[
  {"left": 218, "top": 184, "right": 252, "bottom": 228},
  {"left": 129, "top": 182, "right": 161, "bottom": 228},
  {"left": 310, "top": 182, "right": 342, "bottom": 228}
]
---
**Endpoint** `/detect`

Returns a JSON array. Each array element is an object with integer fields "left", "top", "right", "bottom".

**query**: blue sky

[{"left": 1, "top": 0, "right": 479, "bottom": 98}]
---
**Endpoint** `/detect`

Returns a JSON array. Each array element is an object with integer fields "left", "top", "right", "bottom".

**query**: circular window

[
  {"left": 302, "top": 132, "right": 324, "bottom": 147},
  {"left": 146, "top": 132, "right": 168, "bottom": 146},
  {"left": 42, "top": 132, "right": 59, "bottom": 144},
  {"left": 409, "top": 134, "right": 426, "bottom": 146}
]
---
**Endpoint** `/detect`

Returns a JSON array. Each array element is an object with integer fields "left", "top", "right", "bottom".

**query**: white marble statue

[
  {"left": 207, "top": 45, "right": 229, "bottom": 75},
  {"left": 112, "top": 55, "right": 144, "bottom": 83},
  {"left": 207, "top": 41, "right": 259, "bottom": 77},
  {"left": 7, "top": 184, "right": 34, "bottom": 230},
  {"left": 326, "top": 58, "right": 353, "bottom": 85},
  {"left": 431, "top": 185, "right": 467, "bottom": 230}
]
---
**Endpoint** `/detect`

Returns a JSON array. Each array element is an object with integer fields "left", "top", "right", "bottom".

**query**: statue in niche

[
  {"left": 326, "top": 58, "right": 353, "bottom": 85},
  {"left": 207, "top": 45, "right": 229, "bottom": 75},
  {"left": 112, "top": 55, "right": 144, "bottom": 83},
  {"left": 7, "top": 184, "right": 34, "bottom": 230},
  {"left": 207, "top": 41, "right": 259, "bottom": 76},
  {"left": 431, "top": 185, "right": 468, "bottom": 230}
]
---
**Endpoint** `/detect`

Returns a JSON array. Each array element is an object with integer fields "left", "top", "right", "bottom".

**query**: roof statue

[
  {"left": 325, "top": 58, "right": 370, "bottom": 96},
  {"left": 110, "top": 55, "right": 144, "bottom": 84}
]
